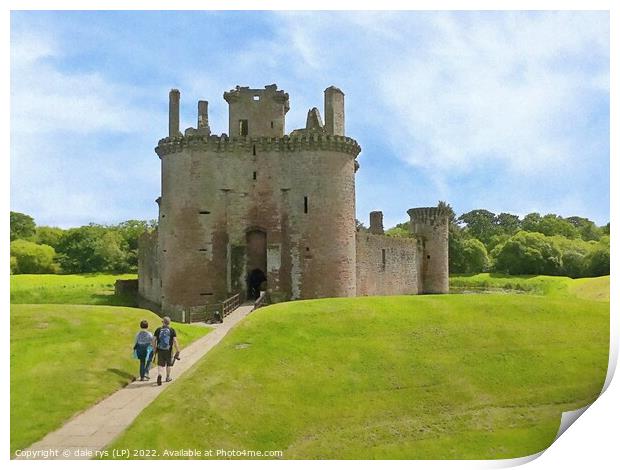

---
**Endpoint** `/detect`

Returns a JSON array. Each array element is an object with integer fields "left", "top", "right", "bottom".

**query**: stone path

[{"left": 17, "top": 303, "right": 256, "bottom": 460}]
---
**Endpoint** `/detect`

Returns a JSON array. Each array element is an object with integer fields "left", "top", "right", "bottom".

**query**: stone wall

[
  {"left": 138, "top": 229, "right": 161, "bottom": 305},
  {"left": 408, "top": 206, "right": 450, "bottom": 294},
  {"left": 155, "top": 132, "right": 360, "bottom": 313},
  {"left": 356, "top": 232, "right": 419, "bottom": 296}
]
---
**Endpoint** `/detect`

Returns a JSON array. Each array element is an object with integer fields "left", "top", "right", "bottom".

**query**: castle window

[
  {"left": 199, "top": 210, "right": 210, "bottom": 215},
  {"left": 239, "top": 119, "right": 248, "bottom": 136},
  {"left": 252, "top": 145, "right": 256, "bottom": 156},
  {"left": 304, "top": 196, "right": 308, "bottom": 214},
  {"left": 198, "top": 248, "right": 208, "bottom": 252},
  {"left": 306, "top": 247, "right": 310, "bottom": 252},
  {"left": 271, "top": 121, "right": 274, "bottom": 129},
  {"left": 427, "top": 255, "right": 431, "bottom": 260},
  {"left": 200, "top": 292, "right": 214, "bottom": 296},
  {"left": 382, "top": 249, "right": 386, "bottom": 271},
  {"left": 253, "top": 95, "right": 260, "bottom": 101},
  {"left": 253, "top": 171, "right": 257, "bottom": 180}
]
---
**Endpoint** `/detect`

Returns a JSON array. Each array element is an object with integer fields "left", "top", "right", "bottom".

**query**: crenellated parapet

[
  {"left": 224, "top": 84, "right": 289, "bottom": 107},
  {"left": 407, "top": 206, "right": 451, "bottom": 226},
  {"left": 155, "top": 133, "right": 362, "bottom": 158}
]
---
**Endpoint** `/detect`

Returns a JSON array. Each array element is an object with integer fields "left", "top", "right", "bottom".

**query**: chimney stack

[
  {"left": 197, "top": 100, "right": 210, "bottom": 134},
  {"left": 369, "top": 211, "right": 384, "bottom": 235},
  {"left": 169, "top": 89, "right": 180, "bottom": 137}
]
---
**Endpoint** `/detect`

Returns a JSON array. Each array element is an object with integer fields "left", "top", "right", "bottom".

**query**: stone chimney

[
  {"left": 197, "top": 100, "right": 210, "bottom": 135},
  {"left": 369, "top": 211, "right": 384, "bottom": 235},
  {"left": 169, "top": 89, "right": 181, "bottom": 137}
]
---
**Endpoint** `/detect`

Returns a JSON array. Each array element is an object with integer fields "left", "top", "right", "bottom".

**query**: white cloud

[
  {"left": 11, "top": 29, "right": 159, "bottom": 135},
  {"left": 271, "top": 11, "right": 609, "bottom": 176}
]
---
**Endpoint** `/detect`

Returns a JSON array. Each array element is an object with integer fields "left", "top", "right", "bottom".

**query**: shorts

[{"left": 157, "top": 348, "right": 172, "bottom": 366}]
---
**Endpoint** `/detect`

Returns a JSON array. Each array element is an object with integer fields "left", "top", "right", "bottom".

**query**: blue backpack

[{"left": 157, "top": 327, "right": 172, "bottom": 350}]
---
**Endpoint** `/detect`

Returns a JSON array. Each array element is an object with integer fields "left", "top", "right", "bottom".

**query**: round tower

[{"left": 407, "top": 205, "right": 450, "bottom": 294}]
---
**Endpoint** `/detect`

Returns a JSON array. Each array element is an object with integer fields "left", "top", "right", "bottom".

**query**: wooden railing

[{"left": 187, "top": 293, "right": 241, "bottom": 324}]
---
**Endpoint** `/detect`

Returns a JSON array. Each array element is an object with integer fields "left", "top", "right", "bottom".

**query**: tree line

[
  {"left": 384, "top": 207, "right": 610, "bottom": 278},
  {"left": 10, "top": 211, "right": 156, "bottom": 274},
  {"left": 11, "top": 208, "right": 610, "bottom": 278}
]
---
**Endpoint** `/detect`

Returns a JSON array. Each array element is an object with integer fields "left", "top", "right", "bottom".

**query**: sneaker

[
  {"left": 139, "top": 377, "right": 145, "bottom": 382},
  {"left": 166, "top": 377, "right": 172, "bottom": 382},
  {"left": 157, "top": 375, "right": 162, "bottom": 386},
  {"left": 145, "top": 375, "right": 150, "bottom": 380}
]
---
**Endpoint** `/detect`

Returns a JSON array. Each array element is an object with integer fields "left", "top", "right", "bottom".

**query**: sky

[{"left": 10, "top": 10, "right": 610, "bottom": 229}]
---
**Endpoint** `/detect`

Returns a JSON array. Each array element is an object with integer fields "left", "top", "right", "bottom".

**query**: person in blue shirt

[{"left": 133, "top": 320, "right": 154, "bottom": 381}]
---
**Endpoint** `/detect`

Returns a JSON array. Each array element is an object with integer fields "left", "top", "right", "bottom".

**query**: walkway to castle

[{"left": 17, "top": 303, "right": 256, "bottom": 460}]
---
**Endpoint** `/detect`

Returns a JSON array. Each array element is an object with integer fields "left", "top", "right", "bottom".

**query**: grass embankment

[
  {"left": 107, "top": 276, "right": 609, "bottom": 459},
  {"left": 10, "top": 273, "right": 138, "bottom": 305},
  {"left": 450, "top": 273, "right": 609, "bottom": 300},
  {"left": 10, "top": 274, "right": 212, "bottom": 455}
]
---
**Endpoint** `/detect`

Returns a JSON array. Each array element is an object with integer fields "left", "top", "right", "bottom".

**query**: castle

[{"left": 138, "top": 84, "right": 449, "bottom": 318}]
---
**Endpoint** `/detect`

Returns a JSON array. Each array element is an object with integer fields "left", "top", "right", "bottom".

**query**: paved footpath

[{"left": 17, "top": 304, "right": 255, "bottom": 460}]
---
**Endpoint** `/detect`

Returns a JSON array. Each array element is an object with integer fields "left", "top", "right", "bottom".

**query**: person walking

[
  {"left": 152, "top": 316, "right": 181, "bottom": 386},
  {"left": 133, "top": 320, "right": 154, "bottom": 381}
]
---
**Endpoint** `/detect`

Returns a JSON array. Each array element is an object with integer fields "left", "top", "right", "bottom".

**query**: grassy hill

[
  {"left": 10, "top": 273, "right": 138, "bottom": 305},
  {"left": 106, "top": 276, "right": 609, "bottom": 459},
  {"left": 10, "top": 303, "right": 210, "bottom": 455}
]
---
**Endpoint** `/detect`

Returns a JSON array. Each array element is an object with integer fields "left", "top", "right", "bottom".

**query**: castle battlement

[
  {"left": 138, "top": 84, "right": 449, "bottom": 318},
  {"left": 223, "top": 84, "right": 290, "bottom": 108},
  {"left": 155, "top": 133, "right": 362, "bottom": 158},
  {"left": 407, "top": 206, "right": 451, "bottom": 226}
]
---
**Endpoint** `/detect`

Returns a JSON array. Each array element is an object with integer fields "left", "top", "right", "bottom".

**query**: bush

[
  {"left": 493, "top": 231, "right": 562, "bottom": 275},
  {"left": 10, "top": 240, "right": 57, "bottom": 274},
  {"left": 585, "top": 237, "right": 610, "bottom": 277},
  {"left": 10, "top": 212, "right": 36, "bottom": 241}
]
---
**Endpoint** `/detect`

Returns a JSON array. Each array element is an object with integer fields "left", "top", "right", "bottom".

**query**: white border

[{"left": 4, "top": 1, "right": 617, "bottom": 468}]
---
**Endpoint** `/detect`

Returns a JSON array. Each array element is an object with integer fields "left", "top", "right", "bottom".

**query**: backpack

[{"left": 157, "top": 327, "right": 172, "bottom": 350}]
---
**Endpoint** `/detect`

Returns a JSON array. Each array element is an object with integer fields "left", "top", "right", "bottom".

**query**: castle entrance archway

[{"left": 246, "top": 229, "right": 267, "bottom": 299}]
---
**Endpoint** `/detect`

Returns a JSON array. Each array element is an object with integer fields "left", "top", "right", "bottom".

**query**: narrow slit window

[
  {"left": 304, "top": 196, "right": 308, "bottom": 214},
  {"left": 252, "top": 145, "right": 256, "bottom": 156},
  {"left": 382, "top": 249, "right": 386, "bottom": 271},
  {"left": 271, "top": 121, "right": 274, "bottom": 129},
  {"left": 200, "top": 292, "right": 213, "bottom": 296},
  {"left": 198, "top": 248, "right": 208, "bottom": 252},
  {"left": 253, "top": 171, "right": 257, "bottom": 180},
  {"left": 239, "top": 119, "right": 248, "bottom": 136},
  {"left": 199, "top": 210, "right": 210, "bottom": 215}
]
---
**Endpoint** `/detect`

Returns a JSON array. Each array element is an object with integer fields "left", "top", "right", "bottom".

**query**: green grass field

[
  {"left": 450, "top": 273, "right": 608, "bottom": 300},
  {"left": 10, "top": 303, "right": 211, "bottom": 455},
  {"left": 10, "top": 274, "right": 138, "bottom": 305},
  {"left": 105, "top": 276, "right": 609, "bottom": 459}
]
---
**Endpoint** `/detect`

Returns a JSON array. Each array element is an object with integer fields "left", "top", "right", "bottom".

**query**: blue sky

[{"left": 10, "top": 10, "right": 610, "bottom": 229}]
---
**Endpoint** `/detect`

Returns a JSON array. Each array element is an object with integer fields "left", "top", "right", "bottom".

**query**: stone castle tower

[{"left": 138, "top": 84, "right": 449, "bottom": 318}]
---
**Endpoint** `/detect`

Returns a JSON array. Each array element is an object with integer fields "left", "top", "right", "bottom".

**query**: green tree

[
  {"left": 96, "top": 231, "right": 128, "bottom": 272},
  {"left": 566, "top": 216, "right": 602, "bottom": 241},
  {"left": 521, "top": 213, "right": 542, "bottom": 232},
  {"left": 495, "top": 212, "right": 521, "bottom": 236},
  {"left": 34, "top": 226, "right": 64, "bottom": 250},
  {"left": 56, "top": 225, "right": 109, "bottom": 273},
  {"left": 458, "top": 209, "right": 496, "bottom": 244},
  {"left": 451, "top": 237, "right": 488, "bottom": 274},
  {"left": 115, "top": 220, "right": 154, "bottom": 270},
  {"left": 537, "top": 214, "right": 579, "bottom": 239},
  {"left": 549, "top": 235, "right": 593, "bottom": 278},
  {"left": 10, "top": 239, "right": 57, "bottom": 274},
  {"left": 493, "top": 231, "right": 562, "bottom": 275},
  {"left": 10, "top": 212, "right": 36, "bottom": 241},
  {"left": 385, "top": 221, "right": 411, "bottom": 238},
  {"left": 585, "top": 237, "right": 610, "bottom": 277}
]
